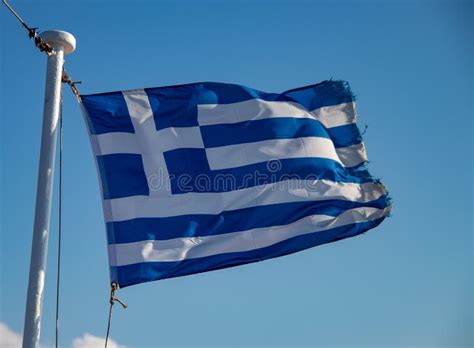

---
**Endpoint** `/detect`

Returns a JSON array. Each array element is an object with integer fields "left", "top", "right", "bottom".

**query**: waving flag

[{"left": 80, "top": 80, "right": 391, "bottom": 288}]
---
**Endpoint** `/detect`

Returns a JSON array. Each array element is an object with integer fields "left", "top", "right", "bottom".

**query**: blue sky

[{"left": 1, "top": 0, "right": 472, "bottom": 347}]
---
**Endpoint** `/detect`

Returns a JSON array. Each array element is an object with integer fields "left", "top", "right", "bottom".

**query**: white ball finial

[{"left": 39, "top": 30, "right": 76, "bottom": 55}]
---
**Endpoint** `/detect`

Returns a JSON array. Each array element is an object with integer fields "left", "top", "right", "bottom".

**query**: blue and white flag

[{"left": 81, "top": 80, "right": 391, "bottom": 288}]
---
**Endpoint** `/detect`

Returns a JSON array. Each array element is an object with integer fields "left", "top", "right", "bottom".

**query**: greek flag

[{"left": 81, "top": 80, "right": 391, "bottom": 288}]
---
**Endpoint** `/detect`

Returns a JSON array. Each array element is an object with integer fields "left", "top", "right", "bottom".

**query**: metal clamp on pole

[{"left": 22, "top": 30, "right": 76, "bottom": 348}]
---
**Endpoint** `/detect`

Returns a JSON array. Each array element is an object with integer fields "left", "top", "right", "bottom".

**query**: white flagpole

[{"left": 23, "top": 30, "right": 76, "bottom": 348}]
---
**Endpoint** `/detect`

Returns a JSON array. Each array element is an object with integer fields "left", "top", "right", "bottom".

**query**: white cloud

[
  {"left": 0, "top": 322, "right": 124, "bottom": 348},
  {"left": 0, "top": 322, "right": 22, "bottom": 348},
  {"left": 72, "top": 333, "right": 125, "bottom": 348}
]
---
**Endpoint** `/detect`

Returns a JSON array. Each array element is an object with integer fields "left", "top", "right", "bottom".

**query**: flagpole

[{"left": 23, "top": 30, "right": 75, "bottom": 348}]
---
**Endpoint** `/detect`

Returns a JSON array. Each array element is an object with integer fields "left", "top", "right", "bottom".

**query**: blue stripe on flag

[
  {"left": 110, "top": 218, "right": 385, "bottom": 287},
  {"left": 164, "top": 149, "right": 374, "bottom": 194},
  {"left": 200, "top": 118, "right": 330, "bottom": 148},
  {"left": 107, "top": 195, "right": 389, "bottom": 244},
  {"left": 283, "top": 80, "right": 354, "bottom": 111},
  {"left": 96, "top": 154, "right": 149, "bottom": 199},
  {"left": 326, "top": 124, "right": 362, "bottom": 148},
  {"left": 201, "top": 118, "right": 362, "bottom": 149}
]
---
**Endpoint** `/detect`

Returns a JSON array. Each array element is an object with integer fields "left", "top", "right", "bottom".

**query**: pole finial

[{"left": 39, "top": 30, "right": 76, "bottom": 55}]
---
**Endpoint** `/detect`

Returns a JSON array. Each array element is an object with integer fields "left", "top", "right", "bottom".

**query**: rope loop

[
  {"left": 109, "top": 283, "right": 127, "bottom": 309},
  {"left": 105, "top": 283, "right": 127, "bottom": 348},
  {"left": 61, "top": 70, "right": 82, "bottom": 101}
]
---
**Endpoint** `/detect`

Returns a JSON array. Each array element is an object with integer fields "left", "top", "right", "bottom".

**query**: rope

[
  {"left": 104, "top": 294, "right": 114, "bottom": 348},
  {"left": 62, "top": 70, "right": 82, "bottom": 101},
  {"left": 54, "top": 90, "right": 64, "bottom": 348},
  {"left": 53, "top": 78, "right": 80, "bottom": 347},
  {"left": 105, "top": 283, "right": 127, "bottom": 348}
]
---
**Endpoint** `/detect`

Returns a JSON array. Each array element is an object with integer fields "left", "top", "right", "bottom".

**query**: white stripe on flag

[
  {"left": 335, "top": 143, "right": 368, "bottom": 167},
  {"left": 109, "top": 206, "right": 390, "bottom": 265},
  {"left": 206, "top": 137, "right": 341, "bottom": 170},
  {"left": 198, "top": 99, "right": 356, "bottom": 129},
  {"left": 92, "top": 132, "right": 140, "bottom": 154},
  {"left": 91, "top": 126, "right": 204, "bottom": 155},
  {"left": 104, "top": 180, "right": 387, "bottom": 222},
  {"left": 312, "top": 102, "right": 356, "bottom": 129}
]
